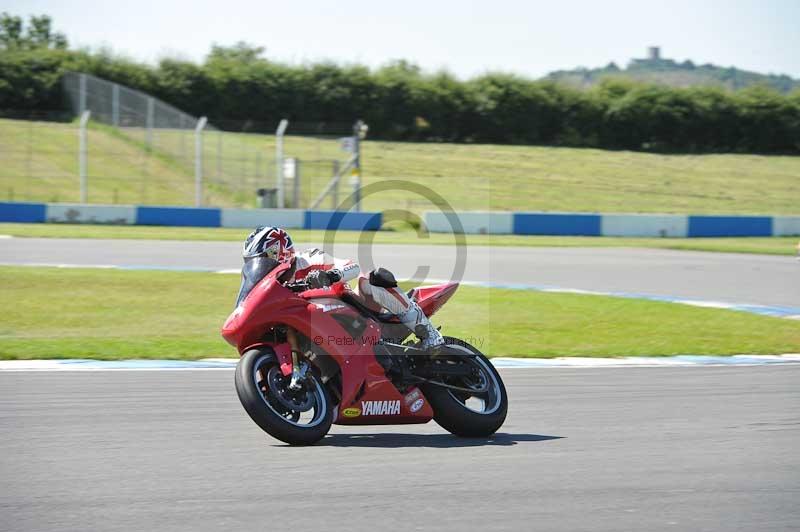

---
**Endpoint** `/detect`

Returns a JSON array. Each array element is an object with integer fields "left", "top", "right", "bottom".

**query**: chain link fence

[
  {"left": 0, "top": 110, "right": 77, "bottom": 204},
  {"left": 275, "top": 121, "right": 359, "bottom": 210},
  {"left": 0, "top": 73, "right": 360, "bottom": 208}
]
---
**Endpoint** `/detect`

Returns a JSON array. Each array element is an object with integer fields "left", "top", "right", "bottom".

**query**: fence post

[
  {"left": 195, "top": 117, "right": 208, "bottom": 207},
  {"left": 146, "top": 97, "right": 154, "bottom": 148},
  {"left": 180, "top": 115, "right": 186, "bottom": 161},
  {"left": 331, "top": 160, "right": 339, "bottom": 209},
  {"left": 351, "top": 120, "right": 367, "bottom": 212},
  {"left": 79, "top": 110, "right": 91, "bottom": 203},
  {"left": 275, "top": 119, "right": 289, "bottom": 209},
  {"left": 294, "top": 159, "right": 301, "bottom": 209},
  {"left": 112, "top": 84, "right": 119, "bottom": 127},
  {"left": 216, "top": 130, "right": 222, "bottom": 180},
  {"left": 79, "top": 73, "right": 87, "bottom": 114}
]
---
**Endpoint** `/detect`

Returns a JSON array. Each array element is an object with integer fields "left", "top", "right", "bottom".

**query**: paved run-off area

[{"left": 1, "top": 366, "right": 798, "bottom": 532}]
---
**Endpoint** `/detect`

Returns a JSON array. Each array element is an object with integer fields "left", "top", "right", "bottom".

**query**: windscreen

[{"left": 235, "top": 256, "right": 279, "bottom": 307}]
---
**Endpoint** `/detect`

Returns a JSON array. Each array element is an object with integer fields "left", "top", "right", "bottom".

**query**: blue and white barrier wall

[
  {"left": 1, "top": 202, "right": 797, "bottom": 237},
  {"left": 425, "top": 211, "right": 800, "bottom": 237},
  {"left": 0, "top": 202, "right": 382, "bottom": 231},
  {"left": 424, "top": 211, "right": 515, "bottom": 235}
]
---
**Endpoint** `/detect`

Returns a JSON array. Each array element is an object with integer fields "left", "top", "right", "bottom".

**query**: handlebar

[{"left": 285, "top": 281, "right": 309, "bottom": 292}]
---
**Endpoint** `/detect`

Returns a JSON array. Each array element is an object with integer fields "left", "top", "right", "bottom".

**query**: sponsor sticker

[
  {"left": 342, "top": 407, "right": 361, "bottom": 418},
  {"left": 404, "top": 389, "right": 422, "bottom": 405},
  {"left": 410, "top": 398, "right": 425, "bottom": 413},
  {"left": 361, "top": 400, "right": 401, "bottom": 416}
]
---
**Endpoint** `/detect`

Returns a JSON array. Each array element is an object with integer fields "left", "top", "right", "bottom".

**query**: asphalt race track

[
  {"left": 1, "top": 367, "right": 798, "bottom": 532},
  {"left": 1, "top": 237, "right": 798, "bottom": 307},
  {"left": 2, "top": 237, "right": 799, "bottom": 530}
]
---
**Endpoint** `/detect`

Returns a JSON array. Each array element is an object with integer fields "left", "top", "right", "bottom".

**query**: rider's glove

[
  {"left": 305, "top": 269, "right": 333, "bottom": 289},
  {"left": 327, "top": 269, "right": 343, "bottom": 283}
]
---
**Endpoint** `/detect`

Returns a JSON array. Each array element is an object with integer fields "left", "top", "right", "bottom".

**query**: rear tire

[
  {"left": 421, "top": 337, "right": 508, "bottom": 437},
  {"left": 235, "top": 348, "right": 333, "bottom": 445}
]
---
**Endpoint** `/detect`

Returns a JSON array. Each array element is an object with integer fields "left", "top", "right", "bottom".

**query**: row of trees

[
  {"left": 0, "top": 13, "right": 67, "bottom": 51},
  {"left": 1, "top": 20, "right": 798, "bottom": 153}
]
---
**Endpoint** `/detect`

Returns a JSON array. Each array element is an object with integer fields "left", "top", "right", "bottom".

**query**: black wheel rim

[
  {"left": 443, "top": 345, "right": 502, "bottom": 415},
  {"left": 252, "top": 354, "right": 327, "bottom": 428}
]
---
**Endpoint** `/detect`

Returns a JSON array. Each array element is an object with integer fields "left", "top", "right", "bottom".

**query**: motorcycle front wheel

[
  {"left": 235, "top": 348, "right": 333, "bottom": 445},
  {"left": 421, "top": 337, "right": 508, "bottom": 437}
]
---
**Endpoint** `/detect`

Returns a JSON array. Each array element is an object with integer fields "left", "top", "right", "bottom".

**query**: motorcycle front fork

[{"left": 286, "top": 327, "right": 306, "bottom": 390}]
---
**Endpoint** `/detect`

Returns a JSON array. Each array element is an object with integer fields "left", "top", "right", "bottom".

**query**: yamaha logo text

[{"left": 361, "top": 400, "right": 401, "bottom": 416}]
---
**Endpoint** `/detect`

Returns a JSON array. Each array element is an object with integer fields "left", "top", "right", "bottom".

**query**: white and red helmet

[{"left": 243, "top": 226, "right": 295, "bottom": 263}]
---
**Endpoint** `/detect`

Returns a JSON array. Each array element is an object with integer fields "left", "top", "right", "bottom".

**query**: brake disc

[{"left": 266, "top": 366, "right": 315, "bottom": 412}]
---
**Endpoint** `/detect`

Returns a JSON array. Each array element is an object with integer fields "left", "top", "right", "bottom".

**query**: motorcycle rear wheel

[
  {"left": 235, "top": 348, "right": 333, "bottom": 445},
  {"left": 421, "top": 337, "right": 508, "bottom": 437}
]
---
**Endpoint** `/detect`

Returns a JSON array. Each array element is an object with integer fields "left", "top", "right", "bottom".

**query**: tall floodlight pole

[
  {"left": 195, "top": 117, "right": 208, "bottom": 207},
  {"left": 275, "top": 119, "right": 289, "bottom": 209},
  {"left": 79, "top": 110, "right": 91, "bottom": 203}
]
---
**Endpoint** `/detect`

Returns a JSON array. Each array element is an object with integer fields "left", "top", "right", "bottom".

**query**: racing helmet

[
  {"left": 236, "top": 226, "right": 295, "bottom": 306},
  {"left": 243, "top": 226, "right": 295, "bottom": 263}
]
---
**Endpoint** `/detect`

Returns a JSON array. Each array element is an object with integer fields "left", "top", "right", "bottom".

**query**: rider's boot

[{"left": 398, "top": 301, "right": 445, "bottom": 350}]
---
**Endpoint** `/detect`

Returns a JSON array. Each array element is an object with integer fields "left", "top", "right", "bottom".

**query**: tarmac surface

[
  {"left": 1, "top": 366, "right": 798, "bottom": 532},
  {"left": 1, "top": 237, "right": 798, "bottom": 307}
]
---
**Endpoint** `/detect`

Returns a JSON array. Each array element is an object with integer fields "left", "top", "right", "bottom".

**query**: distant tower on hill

[{"left": 648, "top": 46, "right": 661, "bottom": 60}]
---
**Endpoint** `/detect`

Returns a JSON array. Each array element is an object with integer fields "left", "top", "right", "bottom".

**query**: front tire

[
  {"left": 421, "top": 337, "right": 508, "bottom": 437},
  {"left": 235, "top": 348, "right": 333, "bottom": 445}
]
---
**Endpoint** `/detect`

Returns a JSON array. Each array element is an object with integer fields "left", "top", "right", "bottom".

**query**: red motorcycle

[{"left": 221, "top": 256, "right": 508, "bottom": 445}]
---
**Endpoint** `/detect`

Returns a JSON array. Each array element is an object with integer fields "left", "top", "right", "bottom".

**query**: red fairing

[
  {"left": 298, "top": 282, "right": 349, "bottom": 300},
  {"left": 221, "top": 263, "right": 451, "bottom": 425},
  {"left": 411, "top": 282, "right": 459, "bottom": 317}
]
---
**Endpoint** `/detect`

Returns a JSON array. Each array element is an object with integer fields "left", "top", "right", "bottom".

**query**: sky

[{"left": 3, "top": 0, "right": 800, "bottom": 79}]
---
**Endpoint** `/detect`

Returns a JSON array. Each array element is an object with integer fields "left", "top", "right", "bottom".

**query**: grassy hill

[
  {"left": 546, "top": 49, "right": 800, "bottom": 93},
  {"left": 1, "top": 117, "right": 798, "bottom": 215}
]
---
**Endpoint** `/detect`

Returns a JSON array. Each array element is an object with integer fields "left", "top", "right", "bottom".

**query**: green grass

[
  {"left": 359, "top": 142, "right": 800, "bottom": 215},
  {"left": 1, "top": 266, "right": 798, "bottom": 359},
  {"left": 1, "top": 223, "right": 797, "bottom": 256},
  {"left": 2, "top": 117, "right": 799, "bottom": 214}
]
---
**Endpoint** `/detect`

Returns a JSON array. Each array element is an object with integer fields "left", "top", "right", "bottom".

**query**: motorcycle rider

[{"left": 242, "top": 226, "right": 445, "bottom": 349}]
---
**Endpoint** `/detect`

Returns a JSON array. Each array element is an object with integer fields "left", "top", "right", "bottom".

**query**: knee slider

[{"left": 369, "top": 267, "right": 398, "bottom": 288}]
